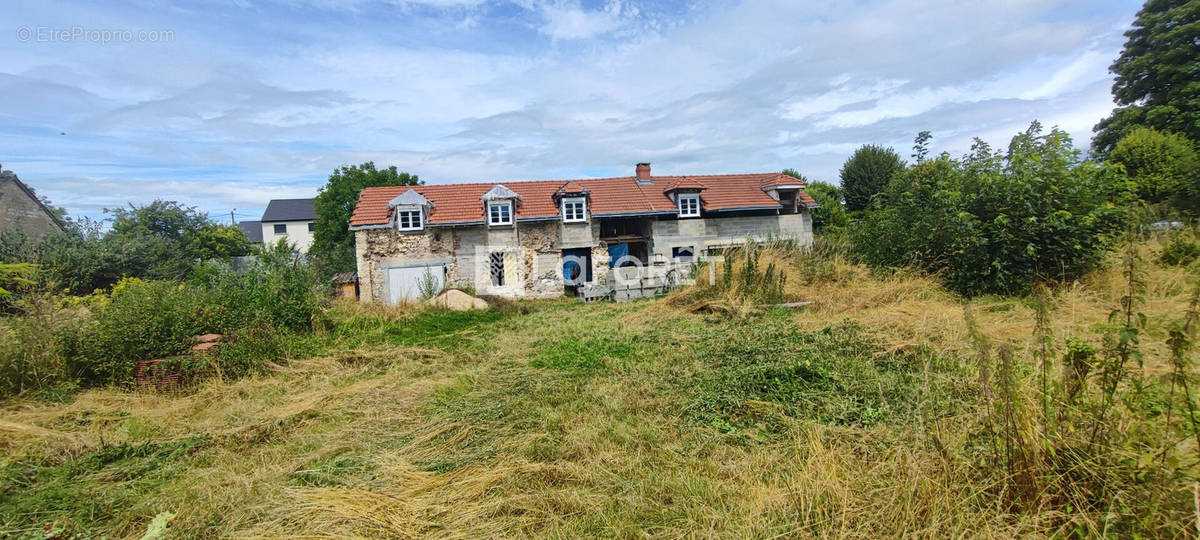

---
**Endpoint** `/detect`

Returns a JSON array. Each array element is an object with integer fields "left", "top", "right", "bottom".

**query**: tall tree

[
  {"left": 310, "top": 162, "right": 420, "bottom": 274},
  {"left": 1092, "top": 0, "right": 1200, "bottom": 155},
  {"left": 839, "top": 145, "right": 904, "bottom": 212}
]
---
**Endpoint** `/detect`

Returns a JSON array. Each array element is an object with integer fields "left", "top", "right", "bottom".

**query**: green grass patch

[
  {"left": 691, "top": 320, "right": 969, "bottom": 433},
  {"left": 531, "top": 337, "right": 635, "bottom": 375},
  {"left": 332, "top": 308, "right": 508, "bottom": 352},
  {"left": 0, "top": 435, "right": 208, "bottom": 536},
  {"left": 290, "top": 448, "right": 376, "bottom": 487}
]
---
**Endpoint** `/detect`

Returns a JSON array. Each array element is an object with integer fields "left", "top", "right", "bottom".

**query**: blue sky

[{"left": 2, "top": 0, "right": 1141, "bottom": 222}]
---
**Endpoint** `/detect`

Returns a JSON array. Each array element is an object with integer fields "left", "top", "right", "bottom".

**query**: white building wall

[{"left": 262, "top": 220, "right": 315, "bottom": 252}]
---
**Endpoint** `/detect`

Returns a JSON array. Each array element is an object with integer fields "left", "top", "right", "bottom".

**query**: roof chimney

[{"left": 635, "top": 162, "right": 651, "bottom": 183}]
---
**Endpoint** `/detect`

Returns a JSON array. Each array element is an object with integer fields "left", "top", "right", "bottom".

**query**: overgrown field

[{"left": 3, "top": 233, "right": 1200, "bottom": 537}]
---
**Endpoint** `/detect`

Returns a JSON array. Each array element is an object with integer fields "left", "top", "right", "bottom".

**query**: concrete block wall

[{"left": 649, "top": 212, "right": 812, "bottom": 260}]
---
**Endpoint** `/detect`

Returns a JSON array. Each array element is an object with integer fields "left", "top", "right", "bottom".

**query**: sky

[{"left": 2, "top": 0, "right": 1142, "bottom": 223}]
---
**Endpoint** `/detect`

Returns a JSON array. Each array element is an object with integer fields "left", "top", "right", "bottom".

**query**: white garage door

[{"left": 387, "top": 265, "right": 445, "bottom": 304}]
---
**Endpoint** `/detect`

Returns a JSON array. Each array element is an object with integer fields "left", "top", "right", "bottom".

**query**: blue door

[
  {"left": 562, "top": 248, "right": 592, "bottom": 284},
  {"left": 607, "top": 242, "right": 629, "bottom": 268}
]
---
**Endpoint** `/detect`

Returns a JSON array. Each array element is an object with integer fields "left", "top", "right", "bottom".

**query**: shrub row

[{"left": 0, "top": 249, "right": 329, "bottom": 398}]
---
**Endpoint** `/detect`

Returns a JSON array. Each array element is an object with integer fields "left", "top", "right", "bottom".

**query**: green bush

[
  {"left": 1108, "top": 127, "right": 1199, "bottom": 208},
  {"left": 205, "top": 324, "right": 296, "bottom": 378},
  {"left": 0, "top": 244, "right": 329, "bottom": 396},
  {"left": 0, "top": 295, "right": 77, "bottom": 397},
  {"left": 61, "top": 278, "right": 206, "bottom": 385},
  {"left": 190, "top": 243, "right": 330, "bottom": 333},
  {"left": 0, "top": 202, "right": 252, "bottom": 297},
  {"left": 853, "top": 122, "right": 1132, "bottom": 296}
]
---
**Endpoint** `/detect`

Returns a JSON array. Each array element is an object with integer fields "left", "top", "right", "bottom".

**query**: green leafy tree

[
  {"left": 107, "top": 200, "right": 209, "bottom": 241},
  {"left": 854, "top": 122, "right": 1132, "bottom": 296},
  {"left": 805, "top": 181, "right": 849, "bottom": 233},
  {"left": 103, "top": 201, "right": 251, "bottom": 280},
  {"left": 839, "top": 145, "right": 905, "bottom": 212},
  {"left": 1092, "top": 0, "right": 1200, "bottom": 155},
  {"left": 1108, "top": 127, "right": 1200, "bottom": 208},
  {"left": 184, "top": 223, "right": 253, "bottom": 260},
  {"left": 2, "top": 202, "right": 251, "bottom": 295},
  {"left": 785, "top": 169, "right": 847, "bottom": 233},
  {"left": 311, "top": 162, "right": 420, "bottom": 274}
]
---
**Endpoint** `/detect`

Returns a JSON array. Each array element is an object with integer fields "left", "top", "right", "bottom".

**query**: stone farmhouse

[{"left": 349, "top": 163, "right": 816, "bottom": 303}]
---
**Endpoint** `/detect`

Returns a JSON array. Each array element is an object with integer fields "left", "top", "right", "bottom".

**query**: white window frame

[
  {"left": 678, "top": 193, "right": 701, "bottom": 218},
  {"left": 488, "top": 201, "right": 513, "bottom": 226},
  {"left": 561, "top": 197, "right": 587, "bottom": 223},
  {"left": 395, "top": 208, "right": 423, "bottom": 231}
]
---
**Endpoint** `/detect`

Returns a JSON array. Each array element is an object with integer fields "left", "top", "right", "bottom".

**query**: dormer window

[
  {"left": 562, "top": 197, "right": 587, "bottom": 223},
  {"left": 388, "top": 189, "right": 431, "bottom": 232},
  {"left": 488, "top": 201, "right": 513, "bottom": 226},
  {"left": 481, "top": 184, "right": 520, "bottom": 227},
  {"left": 678, "top": 193, "right": 701, "bottom": 218},
  {"left": 396, "top": 208, "right": 423, "bottom": 231}
]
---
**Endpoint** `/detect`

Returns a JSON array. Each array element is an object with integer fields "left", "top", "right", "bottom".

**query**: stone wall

[
  {"left": 0, "top": 174, "right": 62, "bottom": 240},
  {"left": 356, "top": 220, "right": 567, "bottom": 303},
  {"left": 355, "top": 227, "right": 457, "bottom": 303},
  {"left": 517, "top": 221, "right": 563, "bottom": 297}
]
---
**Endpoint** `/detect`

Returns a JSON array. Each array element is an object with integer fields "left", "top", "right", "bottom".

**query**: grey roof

[
  {"left": 481, "top": 184, "right": 521, "bottom": 201},
  {"left": 238, "top": 220, "right": 263, "bottom": 243},
  {"left": 261, "top": 198, "right": 316, "bottom": 222},
  {"left": 388, "top": 189, "right": 430, "bottom": 207}
]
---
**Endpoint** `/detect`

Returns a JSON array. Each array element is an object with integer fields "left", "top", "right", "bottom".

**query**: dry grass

[
  {"left": 745, "top": 233, "right": 1197, "bottom": 374},
  {"left": 2, "top": 233, "right": 1198, "bottom": 538}
]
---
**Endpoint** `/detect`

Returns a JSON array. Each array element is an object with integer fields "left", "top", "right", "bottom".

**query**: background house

[
  {"left": 0, "top": 167, "right": 64, "bottom": 240},
  {"left": 260, "top": 198, "right": 316, "bottom": 252},
  {"left": 350, "top": 163, "right": 815, "bottom": 303}
]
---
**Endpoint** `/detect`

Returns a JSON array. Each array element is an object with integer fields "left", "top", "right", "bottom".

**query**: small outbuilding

[{"left": 331, "top": 272, "right": 359, "bottom": 299}]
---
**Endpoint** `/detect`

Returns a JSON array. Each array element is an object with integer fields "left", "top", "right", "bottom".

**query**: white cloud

[
  {"left": 537, "top": 0, "right": 636, "bottom": 40},
  {"left": 1, "top": 0, "right": 1140, "bottom": 219}
]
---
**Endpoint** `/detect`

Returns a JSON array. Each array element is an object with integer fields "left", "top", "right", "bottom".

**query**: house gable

[{"left": 0, "top": 169, "right": 65, "bottom": 239}]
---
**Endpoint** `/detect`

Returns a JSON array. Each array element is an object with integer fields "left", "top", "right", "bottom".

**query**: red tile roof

[
  {"left": 350, "top": 172, "right": 812, "bottom": 227},
  {"left": 558, "top": 181, "right": 588, "bottom": 194},
  {"left": 662, "top": 177, "right": 708, "bottom": 192}
]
